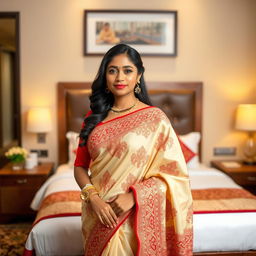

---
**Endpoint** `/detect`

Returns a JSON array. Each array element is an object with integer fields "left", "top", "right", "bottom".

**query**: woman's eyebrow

[
  {"left": 123, "top": 65, "right": 134, "bottom": 69},
  {"left": 107, "top": 65, "right": 134, "bottom": 69}
]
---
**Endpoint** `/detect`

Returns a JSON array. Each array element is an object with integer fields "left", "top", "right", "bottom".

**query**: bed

[{"left": 23, "top": 82, "right": 256, "bottom": 256}]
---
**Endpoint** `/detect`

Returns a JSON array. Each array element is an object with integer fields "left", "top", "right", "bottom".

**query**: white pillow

[
  {"left": 179, "top": 132, "right": 201, "bottom": 168},
  {"left": 66, "top": 131, "right": 79, "bottom": 167}
]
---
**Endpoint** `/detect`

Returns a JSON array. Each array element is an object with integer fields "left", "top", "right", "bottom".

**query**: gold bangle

[
  {"left": 82, "top": 185, "right": 96, "bottom": 193},
  {"left": 81, "top": 184, "right": 94, "bottom": 190},
  {"left": 86, "top": 187, "right": 97, "bottom": 192},
  {"left": 80, "top": 191, "right": 99, "bottom": 202},
  {"left": 80, "top": 187, "right": 99, "bottom": 202}
]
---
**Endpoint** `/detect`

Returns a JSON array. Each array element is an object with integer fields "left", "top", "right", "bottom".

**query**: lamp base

[
  {"left": 37, "top": 133, "right": 46, "bottom": 143},
  {"left": 243, "top": 132, "right": 256, "bottom": 166},
  {"left": 242, "top": 160, "right": 256, "bottom": 166}
]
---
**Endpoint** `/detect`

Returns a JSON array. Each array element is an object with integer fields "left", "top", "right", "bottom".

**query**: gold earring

[{"left": 134, "top": 83, "right": 141, "bottom": 94}]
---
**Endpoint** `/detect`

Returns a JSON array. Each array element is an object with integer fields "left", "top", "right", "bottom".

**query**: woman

[{"left": 74, "top": 44, "right": 193, "bottom": 256}]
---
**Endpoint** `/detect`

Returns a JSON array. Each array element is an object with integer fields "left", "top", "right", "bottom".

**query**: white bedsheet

[
  {"left": 24, "top": 164, "right": 256, "bottom": 256},
  {"left": 190, "top": 164, "right": 256, "bottom": 252}
]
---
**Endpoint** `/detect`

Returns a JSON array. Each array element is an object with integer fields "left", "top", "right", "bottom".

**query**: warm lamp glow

[
  {"left": 235, "top": 104, "right": 256, "bottom": 165},
  {"left": 235, "top": 104, "right": 256, "bottom": 131},
  {"left": 27, "top": 107, "right": 52, "bottom": 133}
]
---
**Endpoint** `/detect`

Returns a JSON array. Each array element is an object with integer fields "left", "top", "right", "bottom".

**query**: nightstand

[
  {"left": 0, "top": 162, "right": 54, "bottom": 223},
  {"left": 211, "top": 160, "right": 256, "bottom": 195}
]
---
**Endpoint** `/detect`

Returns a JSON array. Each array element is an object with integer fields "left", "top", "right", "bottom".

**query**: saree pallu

[{"left": 82, "top": 107, "right": 193, "bottom": 256}]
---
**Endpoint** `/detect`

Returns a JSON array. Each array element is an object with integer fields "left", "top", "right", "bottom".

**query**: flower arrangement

[{"left": 5, "top": 146, "right": 28, "bottom": 163}]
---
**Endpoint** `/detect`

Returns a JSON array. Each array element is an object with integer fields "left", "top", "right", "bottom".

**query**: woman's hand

[
  {"left": 109, "top": 192, "right": 135, "bottom": 217},
  {"left": 89, "top": 194, "right": 118, "bottom": 229}
]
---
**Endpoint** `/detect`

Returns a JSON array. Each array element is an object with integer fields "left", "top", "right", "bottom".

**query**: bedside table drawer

[
  {"left": 231, "top": 173, "right": 256, "bottom": 186},
  {"left": 0, "top": 162, "right": 54, "bottom": 223},
  {"left": 0, "top": 175, "right": 46, "bottom": 187},
  {"left": 1, "top": 187, "right": 37, "bottom": 214}
]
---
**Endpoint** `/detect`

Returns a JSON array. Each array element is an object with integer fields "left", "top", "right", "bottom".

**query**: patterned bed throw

[
  {"left": 192, "top": 188, "right": 256, "bottom": 213},
  {"left": 34, "top": 191, "right": 82, "bottom": 224},
  {"left": 34, "top": 188, "right": 256, "bottom": 224}
]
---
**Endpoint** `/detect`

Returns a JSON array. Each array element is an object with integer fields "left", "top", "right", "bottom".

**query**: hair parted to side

[{"left": 79, "top": 43, "right": 152, "bottom": 145}]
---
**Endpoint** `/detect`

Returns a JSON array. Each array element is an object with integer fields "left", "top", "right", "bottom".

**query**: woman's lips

[{"left": 114, "top": 84, "right": 126, "bottom": 89}]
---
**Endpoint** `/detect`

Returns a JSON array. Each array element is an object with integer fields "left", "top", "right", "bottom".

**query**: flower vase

[{"left": 12, "top": 162, "right": 24, "bottom": 171}]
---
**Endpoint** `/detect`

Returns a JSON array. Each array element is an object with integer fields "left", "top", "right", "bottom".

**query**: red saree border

[
  {"left": 85, "top": 210, "right": 132, "bottom": 256},
  {"left": 130, "top": 186, "right": 141, "bottom": 255},
  {"left": 130, "top": 178, "right": 169, "bottom": 256},
  {"left": 99, "top": 211, "right": 132, "bottom": 256},
  {"left": 98, "top": 106, "right": 156, "bottom": 126}
]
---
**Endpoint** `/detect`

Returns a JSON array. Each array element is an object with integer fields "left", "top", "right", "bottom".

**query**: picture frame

[{"left": 83, "top": 10, "right": 177, "bottom": 56}]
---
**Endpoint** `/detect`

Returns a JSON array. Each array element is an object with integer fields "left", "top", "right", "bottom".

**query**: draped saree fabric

[{"left": 75, "top": 106, "right": 193, "bottom": 256}]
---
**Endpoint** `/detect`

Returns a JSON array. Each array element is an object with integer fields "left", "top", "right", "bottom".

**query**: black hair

[{"left": 79, "top": 43, "right": 152, "bottom": 145}]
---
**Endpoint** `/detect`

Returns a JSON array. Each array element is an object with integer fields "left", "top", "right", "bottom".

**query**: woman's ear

[{"left": 137, "top": 74, "right": 142, "bottom": 83}]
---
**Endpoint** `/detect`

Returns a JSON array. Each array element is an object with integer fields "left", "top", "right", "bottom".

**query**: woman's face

[{"left": 106, "top": 54, "right": 141, "bottom": 98}]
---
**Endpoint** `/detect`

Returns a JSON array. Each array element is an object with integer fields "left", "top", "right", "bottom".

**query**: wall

[{"left": 0, "top": 0, "right": 255, "bottom": 165}]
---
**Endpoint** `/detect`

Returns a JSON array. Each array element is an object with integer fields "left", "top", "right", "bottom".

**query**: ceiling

[{"left": 0, "top": 19, "right": 16, "bottom": 51}]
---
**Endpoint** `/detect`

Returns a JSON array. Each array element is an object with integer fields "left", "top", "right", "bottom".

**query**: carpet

[{"left": 0, "top": 222, "right": 32, "bottom": 256}]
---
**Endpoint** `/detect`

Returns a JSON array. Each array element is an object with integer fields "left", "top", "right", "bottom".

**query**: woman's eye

[
  {"left": 108, "top": 69, "right": 117, "bottom": 74},
  {"left": 124, "top": 69, "right": 133, "bottom": 74}
]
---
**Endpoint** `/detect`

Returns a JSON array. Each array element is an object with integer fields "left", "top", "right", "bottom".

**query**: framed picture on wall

[{"left": 83, "top": 10, "right": 177, "bottom": 56}]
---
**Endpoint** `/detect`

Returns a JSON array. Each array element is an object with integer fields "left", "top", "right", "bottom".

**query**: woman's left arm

[{"left": 109, "top": 192, "right": 135, "bottom": 217}]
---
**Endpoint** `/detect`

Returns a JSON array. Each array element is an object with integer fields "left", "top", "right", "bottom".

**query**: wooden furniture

[
  {"left": 211, "top": 160, "right": 256, "bottom": 195},
  {"left": 0, "top": 162, "right": 54, "bottom": 223}
]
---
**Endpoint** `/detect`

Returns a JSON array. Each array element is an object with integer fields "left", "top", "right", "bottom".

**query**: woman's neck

[{"left": 112, "top": 95, "right": 138, "bottom": 110}]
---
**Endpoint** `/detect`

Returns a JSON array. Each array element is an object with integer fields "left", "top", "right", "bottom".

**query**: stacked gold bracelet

[{"left": 80, "top": 184, "right": 99, "bottom": 202}]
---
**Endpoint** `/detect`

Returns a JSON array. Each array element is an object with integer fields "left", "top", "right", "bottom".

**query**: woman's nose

[{"left": 116, "top": 71, "right": 124, "bottom": 81}]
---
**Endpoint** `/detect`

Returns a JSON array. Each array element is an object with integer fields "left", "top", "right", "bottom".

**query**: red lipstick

[{"left": 115, "top": 84, "right": 126, "bottom": 89}]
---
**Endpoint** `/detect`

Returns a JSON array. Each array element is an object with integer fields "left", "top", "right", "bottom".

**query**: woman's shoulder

[
  {"left": 140, "top": 106, "right": 170, "bottom": 123},
  {"left": 144, "top": 105, "right": 167, "bottom": 115}
]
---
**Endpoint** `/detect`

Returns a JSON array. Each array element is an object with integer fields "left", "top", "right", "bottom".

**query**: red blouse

[{"left": 74, "top": 111, "right": 92, "bottom": 169}]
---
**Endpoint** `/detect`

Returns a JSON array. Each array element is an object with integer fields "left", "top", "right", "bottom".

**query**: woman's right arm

[
  {"left": 74, "top": 166, "right": 91, "bottom": 189},
  {"left": 74, "top": 166, "right": 118, "bottom": 229}
]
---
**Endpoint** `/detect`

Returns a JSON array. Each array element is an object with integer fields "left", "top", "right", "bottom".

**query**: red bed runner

[
  {"left": 33, "top": 188, "right": 256, "bottom": 225},
  {"left": 192, "top": 188, "right": 256, "bottom": 214}
]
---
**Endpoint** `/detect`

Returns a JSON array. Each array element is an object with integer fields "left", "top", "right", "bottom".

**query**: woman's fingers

[
  {"left": 98, "top": 214, "right": 104, "bottom": 225},
  {"left": 90, "top": 194, "right": 133, "bottom": 228},
  {"left": 100, "top": 206, "right": 118, "bottom": 228},
  {"left": 90, "top": 195, "right": 118, "bottom": 228},
  {"left": 99, "top": 213, "right": 109, "bottom": 227}
]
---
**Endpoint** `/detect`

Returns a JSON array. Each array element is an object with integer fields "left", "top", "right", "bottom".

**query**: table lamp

[
  {"left": 27, "top": 107, "right": 52, "bottom": 143},
  {"left": 235, "top": 104, "right": 256, "bottom": 165}
]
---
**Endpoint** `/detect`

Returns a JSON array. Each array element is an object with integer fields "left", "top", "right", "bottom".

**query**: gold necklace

[{"left": 111, "top": 98, "right": 139, "bottom": 113}]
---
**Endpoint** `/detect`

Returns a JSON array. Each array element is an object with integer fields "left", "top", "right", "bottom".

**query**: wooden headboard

[{"left": 57, "top": 82, "right": 203, "bottom": 165}]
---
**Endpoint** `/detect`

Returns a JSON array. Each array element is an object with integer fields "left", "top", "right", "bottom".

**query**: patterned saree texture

[{"left": 82, "top": 107, "right": 193, "bottom": 256}]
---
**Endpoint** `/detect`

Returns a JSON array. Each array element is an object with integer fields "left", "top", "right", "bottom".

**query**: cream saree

[{"left": 82, "top": 106, "right": 193, "bottom": 256}]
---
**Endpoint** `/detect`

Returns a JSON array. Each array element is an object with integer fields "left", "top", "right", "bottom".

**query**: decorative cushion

[
  {"left": 178, "top": 132, "right": 201, "bottom": 168},
  {"left": 66, "top": 131, "right": 79, "bottom": 167}
]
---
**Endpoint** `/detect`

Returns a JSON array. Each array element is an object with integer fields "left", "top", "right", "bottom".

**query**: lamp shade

[
  {"left": 235, "top": 104, "right": 256, "bottom": 131},
  {"left": 27, "top": 107, "right": 52, "bottom": 133}
]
